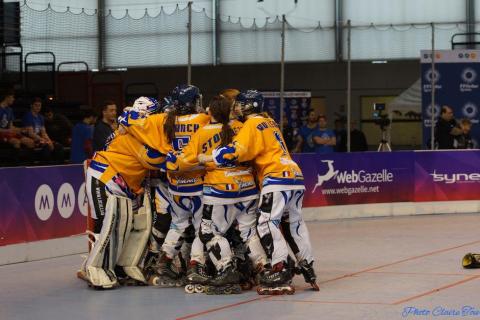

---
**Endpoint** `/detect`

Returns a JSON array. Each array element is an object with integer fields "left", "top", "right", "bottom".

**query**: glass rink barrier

[{"left": 1, "top": 151, "right": 480, "bottom": 320}]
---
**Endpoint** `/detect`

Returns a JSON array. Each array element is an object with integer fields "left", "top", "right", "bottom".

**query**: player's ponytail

[
  {"left": 164, "top": 108, "right": 177, "bottom": 144},
  {"left": 209, "top": 95, "right": 234, "bottom": 147}
]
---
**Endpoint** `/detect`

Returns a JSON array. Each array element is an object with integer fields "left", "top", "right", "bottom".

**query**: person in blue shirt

[
  {"left": 313, "top": 115, "right": 336, "bottom": 153},
  {"left": 293, "top": 109, "right": 318, "bottom": 153},
  {"left": 23, "top": 97, "right": 65, "bottom": 164},
  {"left": 23, "top": 98, "right": 54, "bottom": 149},
  {"left": 0, "top": 90, "right": 35, "bottom": 149},
  {"left": 70, "top": 108, "right": 96, "bottom": 164}
]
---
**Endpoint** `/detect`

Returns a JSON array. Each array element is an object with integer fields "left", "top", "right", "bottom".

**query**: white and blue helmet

[{"left": 132, "top": 96, "right": 160, "bottom": 115}]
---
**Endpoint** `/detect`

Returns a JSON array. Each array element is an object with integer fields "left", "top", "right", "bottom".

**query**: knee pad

[{"left": 117, "top": 193, "right": 152, "bottom": 283}]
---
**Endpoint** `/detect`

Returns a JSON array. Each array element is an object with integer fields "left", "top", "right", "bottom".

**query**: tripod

[{"left": 377, "top": 128, "right": 391, "bottom": 152}]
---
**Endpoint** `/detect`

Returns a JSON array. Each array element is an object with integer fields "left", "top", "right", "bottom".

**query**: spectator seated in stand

[
  {"left": 44, "top": 106, "right": 73, "bottom": 148},
  {"left": 22, "top": 97, "right": 64, "bottom": 164}
]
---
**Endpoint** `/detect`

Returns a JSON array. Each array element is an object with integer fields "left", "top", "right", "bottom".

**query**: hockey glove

[
  {"left": 166, "top": 151, "right": 179, "bottom": 171},
  {"left": 212, "top": 144, "right": 237, "bottom": 166}
]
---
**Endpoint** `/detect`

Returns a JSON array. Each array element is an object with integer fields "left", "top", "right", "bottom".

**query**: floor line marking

[
  {"left": 392, "top": 275, "right": 480, "bottom": 305},
  {"left": 176, "top": 239, "right": 480, "bottom": 319},
  {"left": 175, "top": 295, "right": 274, "bottom": 320},
  {"left": 265, "top": 299, "right": 390, "bottom": 306},
  {"left": 320, "top": 239, "right": 480, "bottom": 285},
  {"left": 366, "top": 270, "right": 480, "bottom": 277}
]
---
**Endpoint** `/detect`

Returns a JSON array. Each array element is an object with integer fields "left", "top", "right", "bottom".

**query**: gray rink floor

[{"left": 2, "top": 213, "right": 480, "bottom": 320}]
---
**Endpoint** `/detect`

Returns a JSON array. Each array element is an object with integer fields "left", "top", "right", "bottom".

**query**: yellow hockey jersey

[
  {"left": 92, "top": 131, "right": 167, "bottom": 196},
  {"left": 124, "top": 112, "right": 210, "bottom": 195},
  {"left": 174, "top": 119, "right": 258, "bottom": 204},
  {"left": 231, "top": 115, "right": 304, "bottom": 193}
]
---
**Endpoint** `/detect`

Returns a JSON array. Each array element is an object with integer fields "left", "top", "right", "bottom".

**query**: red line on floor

[
  {"left": 176, "top": 239, "right": 480, "bottom": 319},
  {"left": 366, "top": 270, "right": 480, "bottom": 277},
  {"left": 175, "top": 295, "right": 274, "bottom": 320},
  {"left": 266, "top": 299, "right": 390, "bottom": 305},
  {"left": 320, "top": 239, "right": 480, "bottom": 285},
  {"left": 392, "top": 275, "right": 480, "bottom": 305}
]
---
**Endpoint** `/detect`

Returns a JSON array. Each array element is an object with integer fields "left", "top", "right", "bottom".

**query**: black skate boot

[
  {"left": 257, "top": 261, "right": 295, "bottom": 295},
  {"left": 184, "top": 261, "right": 211, "bottom": 294},
  {"left": 148, "top": 252, "right": 184, "bottom": 287},
  {"left": 115, "top": 265, "right": 146, "bottom": 286},
  {"left": 296, "top": 259, "right": 319, "bottom": 291},
  {"left": 205, "top": 264, "right": 242, "bottom": 295}
]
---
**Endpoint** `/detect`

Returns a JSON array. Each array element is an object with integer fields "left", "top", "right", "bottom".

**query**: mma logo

[
  {"left": 57, "top": 183, "right": 75, "bottom": 219},
  {"left": 35, "top": 184, "right": 54, "bottom": 221},
  {"left": 78, "top": 182, "right": 88, "bottom": 217},
  {"left": 34, "top": 183, "right": 84, "bottom": 221}
]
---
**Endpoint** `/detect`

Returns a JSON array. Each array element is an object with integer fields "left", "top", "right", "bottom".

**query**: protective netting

[
  {"left": 21, "top": 4, "right": 98, "bottom": 69},
  {"left": 220, "top": 16, "right": 282, "bottom": 64},
  {"left": 105, "top": 7, "right": 212, "bottom": 67},
  {"left": 16, "top": 0, "right": 476, "bottom": 69},
  {"left": 343, "top": 23, "right": 467, "bottom": 60}
]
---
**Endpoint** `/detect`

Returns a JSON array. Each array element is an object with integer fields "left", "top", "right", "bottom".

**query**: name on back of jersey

[{"left": 256, "top": 119, "right": 279, "bottom": 131}]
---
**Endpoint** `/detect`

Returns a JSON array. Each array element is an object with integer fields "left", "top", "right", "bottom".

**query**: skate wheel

[
  {"left": 310, "top": 282, "right": 320, "bottom": 291},
  {"left": 285, "top": 287, "right": 295, "bottom": 295},
  {"left": 256, "top": 287, "right": 267, "bottom": 295},
  {"left": 185, "top": 284, "right": 195, "bottom": 294},
  {"left": 231, "top": 285, "right": 242, "bottom": 294},
  {"left": 240, "top": 282, "right": 252, "bottom": 290},
  {"left": 194, "top": 285, "right": 204, "bottom": 293},
  {"left": 204, "top": 286, "right": 214, "bottom": 295},
  {"left": 148, "top": 277, "right": 160, "bottom": 286}
]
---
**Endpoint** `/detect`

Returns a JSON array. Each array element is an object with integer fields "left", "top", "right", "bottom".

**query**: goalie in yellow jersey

[
  {"left": 82, "top": 96, "right": 168, "bottom": 289},
  {"left": 212, "top": 90, "right": 319, "bottom": 294}
]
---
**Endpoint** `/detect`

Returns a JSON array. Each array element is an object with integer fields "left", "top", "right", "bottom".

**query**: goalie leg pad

[
  {"left": 85, "top": 195, "right": 133, "bottom": 288},
  {"left": 117, "top": 193, "right": 153, "bottom": 283}
]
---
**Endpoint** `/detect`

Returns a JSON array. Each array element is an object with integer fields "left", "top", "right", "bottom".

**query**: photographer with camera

[
  {"left": 312, "top": 115, "right": 336, "bottom": 154},
  {"left": 435, "top": 106, "right": 463, "bottom": 150}
]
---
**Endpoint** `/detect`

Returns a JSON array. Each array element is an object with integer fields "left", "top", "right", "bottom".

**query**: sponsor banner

[
  {"left": 414, "top": 150, "right": 480, "bottom": 201},
  {"left": 261, "top": 91, "right": 311, "bottom": 130},
  {"left": 0, "top": 165, "right": 87, "bottom": 246},
  {"left": 421, "top": 49, "right": 480, "bottom": 148},
  {"left": 293, "top": 152, "right": 414, "bottom": 207}
]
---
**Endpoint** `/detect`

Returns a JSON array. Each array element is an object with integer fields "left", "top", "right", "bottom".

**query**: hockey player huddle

[{"left": 78, "top": 85, "right": 319, "bottom": 295}]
